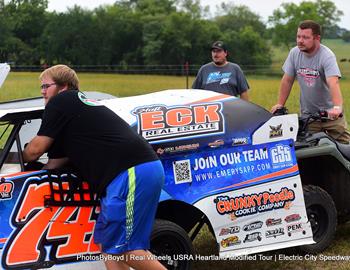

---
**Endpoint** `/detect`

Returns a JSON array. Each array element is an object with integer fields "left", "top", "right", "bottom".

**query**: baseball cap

[{"left": 211, "top": 41, "right": 227, "bottom": 51}]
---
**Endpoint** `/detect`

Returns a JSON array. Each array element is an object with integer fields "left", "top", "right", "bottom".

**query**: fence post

[{"left": 185, "top": 61, "right": 189, "bottom": 89}]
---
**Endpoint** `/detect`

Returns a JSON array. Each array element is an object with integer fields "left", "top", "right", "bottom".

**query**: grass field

[
  {"left": 2, "top": 72, "right": 350, "bottom": 269},
  {"left": 2, "top": 72, "right": 349, "bottom": 119}
]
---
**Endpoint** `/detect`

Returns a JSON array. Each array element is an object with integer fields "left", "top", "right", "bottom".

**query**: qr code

[{"left": 173, "top": 159, "right": 192, "bottom": 184}]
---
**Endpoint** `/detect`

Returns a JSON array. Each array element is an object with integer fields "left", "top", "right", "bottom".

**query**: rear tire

[
  {"left": 150, "top": 219, "right": 194, "bottom": 270},
  {"left": 298, "top": 185, "right": 337, "bottom": 253}
]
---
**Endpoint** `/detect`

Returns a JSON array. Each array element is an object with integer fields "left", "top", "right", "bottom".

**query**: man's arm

[
  {"left": 326, "top": 76, "right": 343, "bottom": 119},
  {"left": 23, "top": 135, "right": 54, "bottom": 163},
  {"left": 240, "top": 91, "right": 249, "bottom": 101},
  {"left": 271, "top": 73, "right": 295, "bottom": 113},
  {"left": 192, "top": 67, "right": 203, "bottom": 89},
  {"left": 43, "top": 158, "right": 69, "bottom": 170}
]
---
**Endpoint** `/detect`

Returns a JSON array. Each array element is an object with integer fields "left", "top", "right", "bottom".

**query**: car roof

[
  {"left": 0, "top": 89, "right": 236, "bottom": 124},
  {"left": 0, "top": 91, "right": 116, "bottom": 122}
]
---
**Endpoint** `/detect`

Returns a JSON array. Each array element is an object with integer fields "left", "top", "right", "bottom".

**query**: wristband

[{"left": 333, "top": 105, "right": 342, "bottom": 110}]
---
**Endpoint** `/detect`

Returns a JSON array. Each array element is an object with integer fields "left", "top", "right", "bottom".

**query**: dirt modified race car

[{"left": 0, "top": 78, "right": 345, "bottom": 269}]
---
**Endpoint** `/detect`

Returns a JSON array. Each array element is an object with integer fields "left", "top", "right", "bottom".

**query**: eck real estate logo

[{"left": 132, "top": 103, "right": 225, "bottom": 142}]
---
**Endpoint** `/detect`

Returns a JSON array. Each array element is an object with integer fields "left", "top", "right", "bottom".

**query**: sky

[{"left": 47, "top": 0, "right": 350, "bottom": 30}]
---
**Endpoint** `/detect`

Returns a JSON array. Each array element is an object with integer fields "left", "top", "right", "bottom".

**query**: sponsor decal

[
  {"left": 214, "top": 187, "right": 295, "bottom": 218},
  {"left": 297, "top": 68, "right": 320, "bottom": 87},
  {"left": 132, "top": 104, "right": 224, "bottom": 142},
  {"left": 208, "top": 139, "right": 225, "bottom": 148},
  {"left": 193, "top": 148, "right": 268, "bottom": 171},
  {"left": 173, "top": 160, "right": 192, "bottom": 184},
  {"left": 157, "top": 148, "right": 165, "bottom": 155},
  {"left": 206, "top": 71, "right": 232, "bottom": 85},
  {"left": 219, "top": 226, "right": 240, "bottom": 236},
  {"left": 2, "top": 175, "right": 100, "bottom": 268},
  {"left": 220, "top": 236, "right": 241, "bottom": 248},
  {"left": 243, "top": 232, "right": 262, "bottom": 243},
  {"left": 284, "top": 213, "right": 301, "bottom": 223},
  {"left": 77, "top": 92, "right": 101, "bottom": 106},
  {"left": 269, "top": 124, "right": 283, "bottom": 138},
  {"left": 0, "top": 180, "right": 14, "bottom": 200},
  {"left": 284, "top": 201, "right": 292, "bottom": 210},
  {"left": 243, "top": 221, "right": 263, "bottom": 232},
  {"left": 266, "top": 218, "right": 282, "bottom": 227},
  {"left": 157, "top": 143, "right": 200, "bottom": 155},
  {"left": 270, "top": 144, "right": 293, "bottom": 169},
  {"left": 266, "top": 228, "right": 284, "bottom": 238},
  {"left": 287, "top": 222, "right": 305, "bottom": 236},
  {"left": 232, "top": 137, "right": 249, "bottom": 146}
]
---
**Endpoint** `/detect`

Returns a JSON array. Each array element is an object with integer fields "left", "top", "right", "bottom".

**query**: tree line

[{"left": 0, "top": 0, "right": 345, "bottom": 68}]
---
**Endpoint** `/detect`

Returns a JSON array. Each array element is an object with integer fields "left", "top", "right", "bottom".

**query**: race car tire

[
  {"left": 150, "top": 219, "right": 194, "bottom": 270},
  {"left": 298, "top": 185, "right": 337, "bottom": 254}
]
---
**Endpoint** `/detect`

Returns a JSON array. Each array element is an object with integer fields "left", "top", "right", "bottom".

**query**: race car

[{"left": 0, "top": 88, "right": 316, "bottom": 270}]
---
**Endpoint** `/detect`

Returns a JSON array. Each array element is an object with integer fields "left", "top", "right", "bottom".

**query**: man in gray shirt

[
  {"left": 192, "top": 41, "right": 249, "bottom": 101},
  {"left": 271, "top": 20, "right": 350, "bottom": 143}
]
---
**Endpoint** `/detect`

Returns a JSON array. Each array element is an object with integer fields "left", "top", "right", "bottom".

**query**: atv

[{"left": 288, "top": 109, "right": 350, "bottom": 254}]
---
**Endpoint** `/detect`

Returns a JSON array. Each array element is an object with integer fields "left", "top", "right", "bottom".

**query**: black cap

[{"left": 211, "top": 41, "right": 227, "bottom": 51}]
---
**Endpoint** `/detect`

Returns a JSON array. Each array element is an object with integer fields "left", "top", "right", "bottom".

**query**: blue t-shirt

[{"left": 192, "top": 62, "right": 249, "bottom": 96}]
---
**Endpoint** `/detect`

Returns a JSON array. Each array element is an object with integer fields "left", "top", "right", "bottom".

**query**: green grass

[
  {"left": 0, "top": 72, "right": 190, "bottom": 101},
  {"left": 2, "top": 72, "right": 350, "bottom": 269},
  {"left": 1, "top": 71, "right": 350, "bottom": 121}
]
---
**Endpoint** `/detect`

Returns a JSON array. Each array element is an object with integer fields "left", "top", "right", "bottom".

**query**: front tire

[
  {"left": 298, "top": 185, "right": 337, "bottom": 253},
  {"left": 150, "top": 219, "right": 194, "bottom": 270}
]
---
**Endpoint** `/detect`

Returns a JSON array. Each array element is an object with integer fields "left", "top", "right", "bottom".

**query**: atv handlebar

[{"left": 272, "top": 107, "right": 343, "bottom": 140}]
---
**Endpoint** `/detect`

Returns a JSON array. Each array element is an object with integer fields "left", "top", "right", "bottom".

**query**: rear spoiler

[{"left": 0, "top": 63, "right": 10, "bottom": 88}]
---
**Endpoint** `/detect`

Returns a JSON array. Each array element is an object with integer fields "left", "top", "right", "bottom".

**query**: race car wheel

[
  {"left": 298, "top": 185, "right": 337, "bottom": 254},
  {"left": 150, "top": 219, "right": 194, "bottom": 270}
]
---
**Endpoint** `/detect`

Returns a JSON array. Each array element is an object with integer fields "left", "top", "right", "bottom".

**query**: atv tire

[
  {"left": 150, "top": 219, "right": 194, "bottom": 270},
  {"left": 299, "top": 185, "right": 337, "bottom": 254}
]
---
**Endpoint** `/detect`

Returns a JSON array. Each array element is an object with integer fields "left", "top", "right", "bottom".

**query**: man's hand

[
  {"left": 23, "top": 136, "right": 53, "bottom": 163},
  {"left": 43, "top": 158, "right": 69, "bottom": 170},
  {"left": 270, "top": 104, "right": 284, "bottom": 114},
  {"left": 327, "top": 106, "right": 343, "bottom": 120}
]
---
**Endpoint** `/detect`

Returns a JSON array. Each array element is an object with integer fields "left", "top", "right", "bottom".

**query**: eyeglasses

[{"left": 40, "top": 83, "right": 56, "bottom": 90}]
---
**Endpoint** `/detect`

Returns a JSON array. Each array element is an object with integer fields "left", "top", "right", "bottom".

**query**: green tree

[
  {"left": 215, "top": 3, "right": 266, "bottom": 36},
  {"left": 212, "top": 3, "right": 271, "bottom": 67},
  {"left": 1, "top": 0, "right": 48, "bottom": 64},
  {"left": 94, "top": 4, "right": 143, "bottom": 65},
  {"left": 133, "top": 0, "right": 176, "bottom": 15},
  {"left": 269, "top": 0, "right": 343, "bottom": 49},
  {"left": 141, "top": 6, "right": 220, "bottom": 66},
  {"left": 223, "top": 26, "right": 271, "bottom": 68},
  {"left": 40, "top": 7, "right": 97, "bottom": 65},
  {"left": 341, "top": 30, "right": 350, "bottom": 43}
]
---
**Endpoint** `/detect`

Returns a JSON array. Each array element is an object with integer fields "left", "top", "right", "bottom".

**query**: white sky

[{"left": 47, "top": 0, "right": 350, "bottom": 30}]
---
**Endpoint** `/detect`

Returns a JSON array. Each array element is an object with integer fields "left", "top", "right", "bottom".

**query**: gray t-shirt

[
  {"left": 192, "top": 62, "right": 249, "bottom": 96},
  {"left": 283, "top": 44, "right": 341, "bottom": 116}
]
